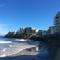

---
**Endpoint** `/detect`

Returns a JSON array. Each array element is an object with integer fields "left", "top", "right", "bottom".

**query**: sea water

[{"left": 0, "top": 37, "right": 51, "bottom": 60}]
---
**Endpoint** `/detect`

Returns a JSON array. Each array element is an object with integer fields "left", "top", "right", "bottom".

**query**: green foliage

[
  {"left": 5, "top": 27, "right": 42, "bottom": 39},
  {"left": 5, "top": 27, "right": 50, "bottom": 44}
]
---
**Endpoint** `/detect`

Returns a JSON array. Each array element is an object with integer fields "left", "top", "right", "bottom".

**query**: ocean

[{"left": 0, "top": 37, "right": 51, "bottom": 60}]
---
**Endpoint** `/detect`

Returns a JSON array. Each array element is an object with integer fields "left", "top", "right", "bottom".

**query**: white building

[
  {"left": 38, "top": 30, "right": 48, "bottom": 35},
  {"left": 48, "top": 26, "right": 56, "bottom": 34},
  {"left": 42, "top": 30, "right": 48, "bottom": 35},
  {"left": 54, "top": 11, "right": 60, "bottom": 32}
]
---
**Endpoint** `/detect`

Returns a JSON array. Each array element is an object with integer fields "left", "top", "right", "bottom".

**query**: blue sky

[{"left": 0, "top": 0, "right": 60, "bottom": 35}]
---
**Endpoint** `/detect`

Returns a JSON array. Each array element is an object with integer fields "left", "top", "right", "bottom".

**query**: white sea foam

[
  {"left": 0, "top": 41, "right": 12, "bottom": 44},
  {"left": 0, "top": 39, "right": 39, "bottom": 57},
  {"left": 16, "top": 39, "right": 27, "bottom": 41},
  {"left": 0, "top": 54, "right": 6, "bottom": 57}
]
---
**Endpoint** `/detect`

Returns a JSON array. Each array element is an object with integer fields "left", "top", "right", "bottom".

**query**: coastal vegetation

[{"left": 5, "top": 27, "right": 43, "bottom": 40}]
